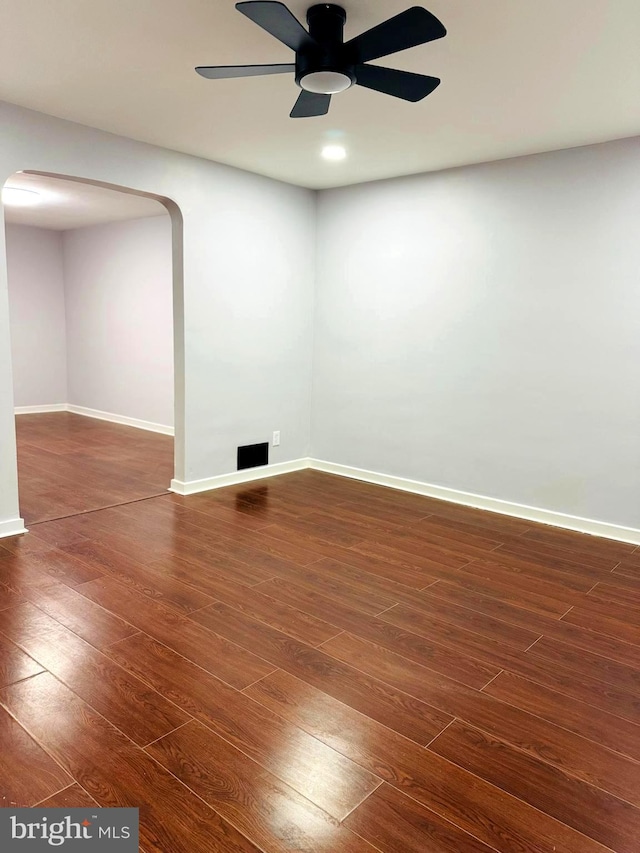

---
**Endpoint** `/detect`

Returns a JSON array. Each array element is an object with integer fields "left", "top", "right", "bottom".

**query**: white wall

[
  {"left": 5, "top": 224, "right": 67, "bottom": 408},
  {"left": 313, "top": 137, "right": 640, "bottom": 530},
  {"left": 63, "top": 216, "right": 173, "bottom": 428},
  {"left": 0, "top": 101, "right": 316, "bottom": 533}
]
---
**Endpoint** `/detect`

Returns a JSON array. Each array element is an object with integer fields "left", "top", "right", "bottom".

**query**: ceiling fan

[{"left": 196, "top": 1, "right": 446, "bottom": 118}]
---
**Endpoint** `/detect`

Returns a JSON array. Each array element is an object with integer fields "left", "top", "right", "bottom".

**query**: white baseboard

[
  {"left": 309, "top": 458, "right": 640, "bottom": 546},
  {"left": 0, "top": 517, "right": 28, "bottom": 540},
  {"left": 10, "top": 414, "right": 636, "bottom": 544},
  {"left": 66, "top": 405, "right": 174, "bottom": 436},
  {"left": 170, "top": 458, "right": 311, "bottom": 496},
  {"left": 14, "top": 403, "right": 173, "bottom": 435},
  {"left": 15, "top": 404, "right": 67, "bottom": 414}
]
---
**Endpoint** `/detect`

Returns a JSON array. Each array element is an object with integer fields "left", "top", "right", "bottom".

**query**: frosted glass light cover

[{"left": 300, "top": 71, "right": 352, "bottom": 94}]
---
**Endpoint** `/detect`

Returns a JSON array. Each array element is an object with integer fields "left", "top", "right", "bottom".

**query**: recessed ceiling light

[
  {"left": 2, "top": 187, "right": 42, "bottom": 207},
  {"left": 322, "top": 145, "right": 347, "bottom": 162}
]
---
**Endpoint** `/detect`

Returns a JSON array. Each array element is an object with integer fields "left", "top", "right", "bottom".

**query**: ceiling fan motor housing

[{"left": 296, "top": 4, "right": 356, "bottom": 93}]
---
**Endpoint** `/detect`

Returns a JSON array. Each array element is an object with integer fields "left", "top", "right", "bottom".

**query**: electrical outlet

[{"left": 272, "top": 430, "right": 280, "bottom": 447}]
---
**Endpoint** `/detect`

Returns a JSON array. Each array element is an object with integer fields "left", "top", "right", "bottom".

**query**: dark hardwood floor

[
  {"left": 1, "top": 456, "right": 639, "bottom": 852},
  {"left": 15, "top": 412, "right": 173, "bottom": 524}
]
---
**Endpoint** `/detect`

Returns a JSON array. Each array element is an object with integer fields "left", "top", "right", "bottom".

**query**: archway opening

[{"left": 2, "top": 170, "right": 184, "bottom": 528}]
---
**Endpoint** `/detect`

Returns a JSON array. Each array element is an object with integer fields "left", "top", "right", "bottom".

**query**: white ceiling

[
  {"left": 3, "top": 173, "right": 167, "bottom": 230},
  {"left": 0, "top": 0, "right": 638, "bottom": 189}
]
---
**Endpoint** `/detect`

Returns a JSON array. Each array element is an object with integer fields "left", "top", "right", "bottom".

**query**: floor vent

[{"left": 237, "top": 442, "right": 269, "bottom": 471}]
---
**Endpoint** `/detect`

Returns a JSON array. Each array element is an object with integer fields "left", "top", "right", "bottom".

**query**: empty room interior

[
  {"left": 0, "top": 2, "right": 639, "bottom": 852},
  {"left": 5, "top": 174, "right": 174, "bottom": 525}
]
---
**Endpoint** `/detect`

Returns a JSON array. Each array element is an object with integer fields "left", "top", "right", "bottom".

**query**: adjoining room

[{"left": 4, "top": 173, "right": 175, "bottom": 524}]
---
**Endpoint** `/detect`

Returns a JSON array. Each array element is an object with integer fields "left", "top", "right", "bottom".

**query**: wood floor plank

[
  {"left": 321, "top": 631, "right": 640, "bottom": 806},
  {"left": 147, "top": 562, "right": 339, "bottom": 646},
  {"left": 62, "top": 539, "right": 216, "bottom": 614},
  {"left": 0, "top": 704, "right": 73, "bottom": 806},
  {"left": 520, "top": 525, "right": 635, "bottom": 559},
  {"left": 566, "top": 594, "right": 640, "bottom": 630},
  {"left": 147, "top": 545, "right": 277, "bottom": 587},
  {"left": 589, "top": 581, "right": 640, "bottom": 608},
  {"left": 255, "top": 577, "right": 500, "bottom": 688},
  {"left": 262, "top": 559, "right": 400, "bottom": 615},
  {"left": 261, "top": 514, "right": 367, "bottom": 548},
  {"left": 75, "top": 576, "right": 276, "bottom": 689},
  {"left": 459, "top": 558, "right": 584, "bottom": 602},
  {"left": 116, "top": 499, "right": 326, "bottom": 566},
  {"left": 411, "top": 517, "right": 506, "bottom": 552},
  {"left": 562, "top": 605, "right": 640, "bottom": 646},
  {"left": 27, "top": 517, "right": 92, "bottom": 549},
  {"left": 504, "top": 649, "right": 640, "bottom": 724},
  {"left": 426, "top": 572, "right": 571, "bottom": 617},
  {"left": 484, "top": 669, "right": 640, "bottom": 762},
  {"left": 418, "top": 578, "right": 558, "bottom": 629},
  {"left": 615, "top": 559, "right": 640, "bottom": 578},
  {"left": 422, "top": 580, "right": 640, "bottom": 660},
  {"left": 332, "top": 497, "right": 429, "bottom": 526},
  {"left": 301, "top": 506, "right": 408, "bottom": 540},
  {"left": 0, "top": 548, "right": 103, "bottom": 590},
  {"left": 37, "top": 783, "right": 98, "bottom": 808},
  {"left": 0, "top": 672, "right": 260, "bottom": 853},
  {"left": 0, "top": 532, "right": 55, "bottom": 556},
  {"left": 0, "top": 580, "right": 24, "bottom": 612},
  {"left": 383, "top": 592, "right": 540, "bottom": 650},
  {"left": 386, "top": 528, "right": 502, "bottom": 563},
  {"left": 191, "top": 602, "right": 452, "bottom": 744},
  {"left": 421, "top": 505, "right": 534, "bottom": 538},
  {"left": 107, "top": 632, "right": 381, "bottom": 821},
  {"left": 493, "top": 537, "right": 619, "bottom": 573},
  {"left": 167, "top": 484, "right": 308, "bottom": 519},
  {"left": 244, "top": 672, "right": 610, "bottom": 853},
  {"left": 344, "top": 783, "right": 510, "bottom": 853},
  {"left": 0, "top": 632, "right": 45, "bottom": 688},
  {"left": 315, "top": 546, "right": 437, "bottom": 589},
  {"left": 311, "top": 556, "right": 438, "bottom": 603},
  {"left": 150, "top": 493, "right": 276, "bottom": 531},
  {"left": 147, "top": 720, "right": 380, "bottom": 853},
  {"left": 614, "top": 549, "right": 640, "bottom": 569},
  {"left": 0, "top": 602, "right": 189, "bottom": 746},
  {"left": 349, "top": 538, "right": 470, "bottom": 574},
  {"left": 470, "top": 550, "right": 600, "bottom": 592},
  {"left": 527, "top": 635, "right": 640, "bottom": 694},
  {"left": 430, "top": 719, "right": 640, "bottom": 851},
  {"left": 382, "top": 598, "right": 640, "bottom": 672},
  {"left": 21, "top": 578, "right": 138, "bottom": 649}
]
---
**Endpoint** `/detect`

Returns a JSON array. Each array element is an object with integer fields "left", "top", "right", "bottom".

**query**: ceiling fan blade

[
  {"left": 355, "top": 64, "right": 440, "bottom": 102},
  {"left": 236, "top": 1, "right": 314, "bottom": 52},
  {"left": 196, "top": 63, "right": 294, "bottom": 79},
  {"left": 346, "top": 7, "right": 446, "bottom": 63},
  {"left": 290, "top": 90, "right": 331, "bottom": 118}
]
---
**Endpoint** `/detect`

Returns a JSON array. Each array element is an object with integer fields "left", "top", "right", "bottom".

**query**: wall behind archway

[{"left": 0, "top": 102, "right": 315, "bottom": 535}]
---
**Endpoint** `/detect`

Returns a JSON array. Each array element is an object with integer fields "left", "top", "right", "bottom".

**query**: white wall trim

[
  {"left": 15, "top": 404, "right": 67, "bottom": 414},
  {"left": 66, "top": 405, "right": 174, "bottom": 436},
  {"left": 14, "top": 403, "right": 174, "bottom": 435},
  {"left": 0, "top": 518, "right": 28, "bottom": 540},
  {"left": 309, "top": 458, "right": 640, "bottom": 546},
  {"left": 170, "top": 458, "right": 311, "bottom": 496}
]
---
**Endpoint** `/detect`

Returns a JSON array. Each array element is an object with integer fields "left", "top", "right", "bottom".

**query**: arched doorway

[{"left": 2, "top": 170, "right": 184, "bottom": 530}]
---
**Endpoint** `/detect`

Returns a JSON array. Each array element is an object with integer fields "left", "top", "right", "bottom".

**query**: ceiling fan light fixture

[
  {"left": 198, "top": 2, "right": 446, "bottom": 117},
  {"left": 300, "top": 70, "right": 352, "bottom": 94}
]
